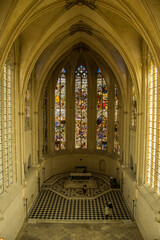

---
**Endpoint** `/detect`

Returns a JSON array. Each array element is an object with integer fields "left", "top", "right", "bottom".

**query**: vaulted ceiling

[{"left": 0, "top": 0, "right": 160, "bottom": 104}]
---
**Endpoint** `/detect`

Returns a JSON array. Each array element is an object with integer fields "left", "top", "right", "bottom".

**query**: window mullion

[
  {"left": 154, "top": 66, "right": 159, "bottom": 193},
  {"left": 2, "top": 64, "right": 7, "bottom": 190},
  {"left": 7, "top": 64, "right": 10, "bottom": 187},
  {"left": 150, "top": 62, "right": 154, "bottom": 189},
  {"left": 147, "top": 60, "right": 153, "bottom": 186},
  {"left": 151, "top": 65, "right": 157, "bottom": 190},
  {"left": 0, "top": 74, "right": 3, "bottom": 193},
  {"left": 157, "top": 75, "right": 160, "bottom": 194}
]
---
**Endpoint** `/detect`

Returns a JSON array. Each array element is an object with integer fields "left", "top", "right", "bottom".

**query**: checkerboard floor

[
  {"left": 41, "top": 174, "right": 111, "bottom": 198},
  {"left": 29, "top": 174, "right": 132, "bottom": 221}
]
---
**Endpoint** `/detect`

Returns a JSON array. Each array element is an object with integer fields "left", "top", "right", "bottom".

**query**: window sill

[
  {"left": 124, "top": 167, "right": 136, "bottom": 181},
  {"left": 24, "top": 167, "right": 37, "bottom": 182},
  {"left": 0, "top": 183, "right": 22, "bottom": 218},
  {"left": 138, "top": 184, "right": 160, "bottom": 213}
]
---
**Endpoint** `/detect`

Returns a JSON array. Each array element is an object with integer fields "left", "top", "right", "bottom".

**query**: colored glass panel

[
  {"left": 75, "top": 65, "right": 87, "bottom": 149},
  {"left": 131, "top": 86, "right": 136, "bottom": 127},
  {"left": 96, "top": 69, "right": 108, "bottom": 150},
  {"left": 25, "top": 80, "right": 31, "bottom": 127},
  {"left": 114, "top": 85, "right": 120, "bottom": 154},
  {"left": 55, "top": 68, "right": 66, "bottom": 150}
]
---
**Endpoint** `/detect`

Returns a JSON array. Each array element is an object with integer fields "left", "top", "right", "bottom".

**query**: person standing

[{"left": 83, "top": 184, "right": 87, "bottom": 195}]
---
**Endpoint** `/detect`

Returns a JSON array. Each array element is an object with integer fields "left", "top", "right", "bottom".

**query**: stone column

[
  {"left": 66, "top": 66, "right": 73, "bottom": 151},
  {"left": 38, "top": 95, "right": 43, "bottom": 159},
  {"left": 88, "top": 64, "right": 97, "bottom": 151},
  {"left": 107, "top": 78, "right": 115, "bottom": 155},
  {"left": 49, "top": 80, "right": 53, "bottom": 153},
  {"left": 136, "top": 40, "right": 148, "bottom": 185}
]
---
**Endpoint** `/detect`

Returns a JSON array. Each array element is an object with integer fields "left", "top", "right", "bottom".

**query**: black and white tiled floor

[
  {"left": 28, "top": 174, "right": 132, "bottom": 222},
  {"left": 42, "top": 174, "right": 110, "bottom": 198}
]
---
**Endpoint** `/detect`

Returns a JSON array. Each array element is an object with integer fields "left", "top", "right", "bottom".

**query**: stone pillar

[
  {"left": 136, "top": 40, "right": 148, "bottom": 185},
  {"left": 19, "top": 110, "right": 25, "bottom": 185},
  {"left": 38, "top": 96, "right": 43, "bottom": 159},
  {"left": 49, "top": 80, "right": 53, "bottom": 153},
  {"left": 107, "top": 78, "right": 115, "bottom": 155},
  {"left": 31, "top": 70, "right": 38, "bottom": 166},
  {"left": 66, "top": 66, "right": 73, "bottom": 151},
  {"left": 122, "top": 110, "right": 129, "bottom": 167},
  {"left": 88, "top": 65, "right": 97, "bottom": 151}
]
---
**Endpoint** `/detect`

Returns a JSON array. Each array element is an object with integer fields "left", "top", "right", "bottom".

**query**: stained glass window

[
  {"left": 147, "top": 59, "right": 157, "bottom": 190},
  {"left": 96, "top": 69, "right": 108, "bottom": 150},
  {"left": 25, "top": 79, "right": 31, "bottom": 128},
  {"left": 0, "top": 60, "right": 13, "bottom": 194},
  {"left": 131, "top": 86, "right": 136, "bottom": 127},
  {"left": 43, "top": 87, "right": 48, "bottom": 154},
  {"left": 75, "top": 65, "right": 87, "bottom": 149},
  {"left": 114, "top": 84, "right": 120, "bottom": 154},
  {"left": 55, "top": 68, "right": 66, "bottom": 150}
]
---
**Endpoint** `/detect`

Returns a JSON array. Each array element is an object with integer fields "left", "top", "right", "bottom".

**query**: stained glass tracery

[
  {"left": 114, "top": 85, "right": 120, "bottom": 154},
  {"left": 96, "top": 69, "right": 108, "bottom": 150},
  {"left": 25, "top": 80, "right": 31, "bottom": 127},
  {"left": 75, "top": 65, "right": 87, "bottom": 149},
  {"left": 55, "top": 68, "right": 66, "bottom": 150},
  {"left": 131, "top": 86, "right": 136, "bottom": 127}
]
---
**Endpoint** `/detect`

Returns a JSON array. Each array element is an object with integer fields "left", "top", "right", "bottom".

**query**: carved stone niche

[
  {"left": 99, "top": 159, "right": 106, "bottom": 172},
  {"left": 65, "top": 0, "right": 96, "bottom": 10}
]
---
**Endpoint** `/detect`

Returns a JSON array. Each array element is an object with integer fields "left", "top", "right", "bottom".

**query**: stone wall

[{"left": 123, "top": 168, "right": 160, "bottom": 240}]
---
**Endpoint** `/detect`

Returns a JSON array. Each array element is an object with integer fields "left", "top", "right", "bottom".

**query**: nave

[
  {"left": 16, "top": 173, "right": 143, "bottom": 240},
  {"left": 28, "top": 173, "right": 131, "bottom": 222}
]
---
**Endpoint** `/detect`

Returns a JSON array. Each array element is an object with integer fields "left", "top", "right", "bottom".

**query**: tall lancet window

[
  {"left": 75, "top": 65, "right": 88, "bottom": 149},
  {"left": 96, "top": 69, "right": 108, "bottom": 150},
  {"left": 131, "top": 86, "right": 137, "bottom": 127},
  {"left": 114, "top": 85, "right": 120, "bottom": 154},
  {"left": 147, "top": 59, "right": 157, "bottom": 190},
  {"left": 25, "top": 79, "right": 31, "bottom": 128},
  {"left": 0, "top": 58, "right": 14, "bottom": 194},
  {"left": 55, "top": 68, "right": 66, "bottom": 150}
]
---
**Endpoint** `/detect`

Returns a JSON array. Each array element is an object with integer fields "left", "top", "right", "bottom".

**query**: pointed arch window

[
  {"left": 55, "top": 68, "right": 66, "bottom": 150},
  {"left": 131, "top": 86, "right": 137, "bottom": 127},
  {"left": 0, "top": 57, "right": 14, "bottom": 194},
  {"left": 75, "top": 65, "right": 88, "bottom": 149},
  {"left": 96, "top": 69, "right": 108, "bottom": 150},
  {"left": 25, "top": 79, "right": 31, "bottom": 128},
  {"left": 114, "top": 84, "right": 120, "bottom": 154},
  {"left": 147, "top": 58, "right": 158, "bottom": 191}
]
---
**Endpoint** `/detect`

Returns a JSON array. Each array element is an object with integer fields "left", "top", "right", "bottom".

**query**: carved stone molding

[
  {"left": 65, "top": 0, "right": 96, "bottom": 10},
  {"left": 72, "top": 41, "right": 90, "bottom": 52},
  {"left": 70, "top": 20, "right": 92, "bottom": 35}
]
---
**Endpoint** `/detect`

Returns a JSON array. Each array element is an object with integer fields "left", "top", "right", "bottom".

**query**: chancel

[{"left": 0, "top": 1, "right": 160, "bottom": 240}]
